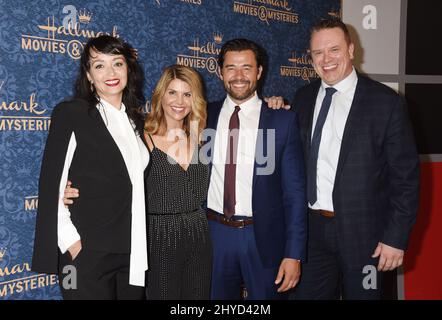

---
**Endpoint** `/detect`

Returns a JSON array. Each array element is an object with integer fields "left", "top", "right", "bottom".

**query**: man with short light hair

[{"left": 290, "top": 18, "right": 419, "bottom": 299}]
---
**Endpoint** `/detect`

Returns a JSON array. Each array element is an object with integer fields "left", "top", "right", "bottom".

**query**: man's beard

[{"left": 224, "top": 80, "right": 257, "bottom": 102}]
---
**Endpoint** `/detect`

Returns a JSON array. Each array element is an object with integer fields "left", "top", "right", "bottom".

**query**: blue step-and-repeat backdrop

[{"left": 0, "top": 0, "right": 339, "bottom": 299}]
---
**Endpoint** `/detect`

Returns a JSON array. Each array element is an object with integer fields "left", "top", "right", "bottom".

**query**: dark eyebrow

[
  {"left": 224, "top": 63, "right": 254, "bottom": 68},
  {"left": 90, "top": 56, "right": 125, "bottom": 63}
]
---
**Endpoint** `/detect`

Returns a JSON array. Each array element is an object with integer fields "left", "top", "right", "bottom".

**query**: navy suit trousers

[{"left": 208, "top": 217, "right": 289, "bottom": 300}]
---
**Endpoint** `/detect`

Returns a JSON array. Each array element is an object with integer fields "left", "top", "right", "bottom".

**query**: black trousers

[
  {"left": 290, "top": 212, "right": 383, "bottom": 300},
  {"left": 58, "top": 249, "right": 145, "bottom": 300}
]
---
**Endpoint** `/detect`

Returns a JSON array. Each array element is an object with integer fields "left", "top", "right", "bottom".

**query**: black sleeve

[
  {"left": 381, "top": 95, "right": 420, "bottom": 250},
  {"left": 32, "top": 102, "right": 74, "bottom": 274}
]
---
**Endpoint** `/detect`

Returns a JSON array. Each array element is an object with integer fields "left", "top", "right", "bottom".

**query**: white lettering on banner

[
  {"left": 0, "top": 274, "right": 58, "bottom": 297},
  {"left": 0, "top": 93, "right": 51, "bottom": 131},
  {"left": 21, "top": 12, "right": 119, "bottom": 60},
  {"left": 0, "top": 117, "right": 51, "bottom": 131},
  {"left": 280, "top": 52, "right": 319, "bottom": 82},
  {"left": 233, "top": 1, "right": 299, "bottom": 25},
  {"left": 362, "top": 5, "right": 377, "bottom": 30},
  {"left": 176, "top": 36, "right": 222, "bottom": 77},
  {"left": 25, "top": 196, "right": 38, "bottom": 211}
]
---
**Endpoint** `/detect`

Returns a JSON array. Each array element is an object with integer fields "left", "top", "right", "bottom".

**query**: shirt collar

[
  {"left": 98, "top": 98, "right": 126, "bottom": 114},
  {"left": 321, "top": 67, "right": 357, "bottom": 94},
  {"left": 225, "top": 92, "right": 261, "bottom": 116}
]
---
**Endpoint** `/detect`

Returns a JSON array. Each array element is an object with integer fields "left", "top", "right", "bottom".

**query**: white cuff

[{"left": 57, "top": 220, "right": 81, "bottom": 253}]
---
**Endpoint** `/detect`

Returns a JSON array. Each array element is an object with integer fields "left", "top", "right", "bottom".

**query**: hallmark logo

[
  {"left": 0, "top": 93, "right": 51, "bottom": 131},
  {"left": 280, "top": 51, "right": 318, "bottom": 82},
  {"left": 21, "top": 7, "right": 119, "bottom": 60},
  {"left": 78, "top": 9, "right": 93, "bottom": 24},
  {"left": 176, "top": 33, "right": 223, "bottom": 78},
  {"left": 233, "top": 0, "right": 299, "bottom": 25}
]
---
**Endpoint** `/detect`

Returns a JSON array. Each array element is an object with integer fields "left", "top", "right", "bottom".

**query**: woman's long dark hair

[{"left": 74, "top": 35, "right": 145, "bottom": 132}]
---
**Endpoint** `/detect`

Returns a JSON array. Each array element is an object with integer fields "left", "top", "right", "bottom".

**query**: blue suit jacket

[
  {"left": 293, "top": 74, "right": 420, "bottom": 268},
  {"left": 205, "top": 99, "right": 307, "bottom": 268}
]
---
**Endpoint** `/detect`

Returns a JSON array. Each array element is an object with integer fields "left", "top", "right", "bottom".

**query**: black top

[{"left": 145, "top": 135, "right": 209, "bottom": 215}]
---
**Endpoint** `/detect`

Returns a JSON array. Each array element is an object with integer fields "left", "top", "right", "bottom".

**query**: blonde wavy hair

[{"left": 144, "top": 65, "right": 207, "bottom": 144}]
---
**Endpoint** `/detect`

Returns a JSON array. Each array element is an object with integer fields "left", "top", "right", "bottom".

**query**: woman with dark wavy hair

[{"left": 32, "top": 35, "right": 149, "bottom": 300}]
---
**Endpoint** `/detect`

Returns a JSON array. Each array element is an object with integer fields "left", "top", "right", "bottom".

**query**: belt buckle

[{"left": 237, "top": 220, "right": 245, "bottom": 228}]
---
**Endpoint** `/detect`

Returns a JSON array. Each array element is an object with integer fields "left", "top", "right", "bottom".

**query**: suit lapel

[
  {"left": 206, "top": 100, "right": 224, "bottom": 176},
  {"left": 305, "top": 82, "right": 321, "bottom": 152},
  {"left": 334, "top": 76, "right": 367, "bottom": 183},
  {"left": 252, "top": 101, "right": 270, "bottom": 190},
  {"left": 207, "top": 101, "right": 223, "bottom": 131}
]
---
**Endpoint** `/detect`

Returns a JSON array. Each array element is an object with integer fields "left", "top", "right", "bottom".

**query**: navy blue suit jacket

[
  {"left": 293, "top": 74, "right": 420, "bottom": 268},
  {"left": 205, "top": 99, "right": 307, "bottom": 268}
]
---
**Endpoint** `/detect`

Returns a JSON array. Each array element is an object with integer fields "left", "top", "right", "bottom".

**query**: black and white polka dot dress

[{"left": 145, "top": 135, "right": 212, "bottom": 300}]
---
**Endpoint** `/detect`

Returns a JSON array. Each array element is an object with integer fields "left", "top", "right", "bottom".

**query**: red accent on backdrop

[{"left": 404, "top": 162, "right": 442, "bottom": 299}]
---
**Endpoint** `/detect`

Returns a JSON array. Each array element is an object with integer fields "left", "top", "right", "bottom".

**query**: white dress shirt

[
  {"left": 207, "top": 92, "right": 261, "bottom": 217},
  {"left": 310, "top": 68, "right": 358, "bottom": 211},
  {"left": 57, "top": 98, "right": 150, "bottom": 286}
]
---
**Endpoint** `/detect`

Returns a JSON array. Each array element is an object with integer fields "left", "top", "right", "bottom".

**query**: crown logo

[
  {"left": 0, "top": 248, "right": 6, "bottom": 261},
  {"left": 328, "top": 10, "right": 342, "bottom": 18},
  {"left": 16, "top": 165, "right": 31, "bottom": 176},
  {"left": 213, "top": 32, "right": 223, "bottom": 44},
  {"left": 78, "top": 9, "right": 92, "bottom": 24}
]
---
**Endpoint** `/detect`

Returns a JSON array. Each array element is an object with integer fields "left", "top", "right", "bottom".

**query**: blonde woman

[{"left": 144, "top": 65, "right": 211, "bottom": 300}]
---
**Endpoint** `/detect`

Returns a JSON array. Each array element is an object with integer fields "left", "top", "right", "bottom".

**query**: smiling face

[
  {"left": 220, "top": 50, "right": 262, "bottom": 105},
  {"left": 86, "top": 49, "right": 128, "bottom": 107},
  {"left": 161, "top": 78, "right": 193, "bottom": 128},
  {"left": 310, "top": 27, "right": 354, "bottom": 86}
]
